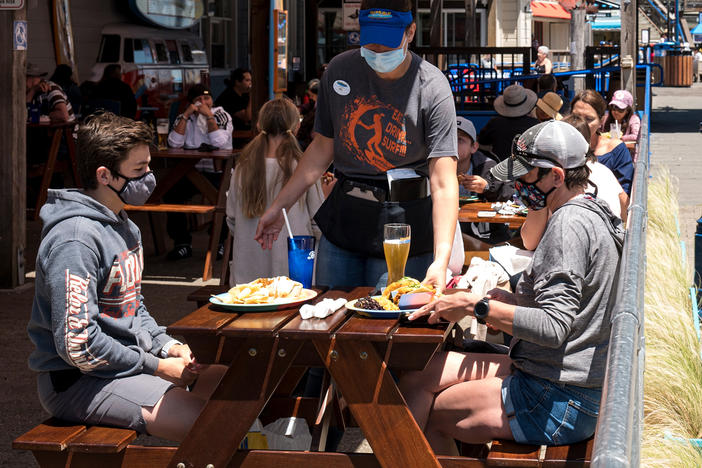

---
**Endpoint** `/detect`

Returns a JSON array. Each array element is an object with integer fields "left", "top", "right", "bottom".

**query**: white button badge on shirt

[{"left": 333, "top": 80, "right": 351, "bottom": 96}]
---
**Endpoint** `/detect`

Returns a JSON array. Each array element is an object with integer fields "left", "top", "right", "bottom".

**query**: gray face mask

[{"left": 108, "top": 171, "right": 156, "bottom": 205}]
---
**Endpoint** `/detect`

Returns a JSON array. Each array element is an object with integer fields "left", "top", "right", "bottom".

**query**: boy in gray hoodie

[{"left": 28, "top": 112, "right": 224, "bottom": 442}]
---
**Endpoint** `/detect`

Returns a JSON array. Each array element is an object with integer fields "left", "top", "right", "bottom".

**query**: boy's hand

[
  {"left": 460, "top": 175, "right": 489, "bottom": 193},
  {"left": 155, "top": 357, "right": 198, "bottom": 387}
]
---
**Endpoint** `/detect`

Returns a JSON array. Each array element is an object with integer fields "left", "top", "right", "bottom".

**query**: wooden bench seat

[
  {"left": 14, "top": 420, "right": 593, "bottom": 467},
  {"left": 123, "top": 203, "right": 215, "bottom": 214},
  {"left": 13, "top": 418, "right": 138, "bottom": 467}
]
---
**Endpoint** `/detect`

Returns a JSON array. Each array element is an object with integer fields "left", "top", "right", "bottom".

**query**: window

[
  {"left": 98, "top": 34, "right": 120, "bottom": 63},
  {"left": 154, "top": 42, "right": 169, "bottom": 62},
  {"left": 166, "top": 40, "right": 181, "bottom": 64},
  {"left": 133, "top": 39, "right": 154, "bottom": 64},
  {"left": 124, "top": 38, "right": 134, "bottom": 63},
  {"left": 181, "top": 42, "right": 194, "bottom": 62}
]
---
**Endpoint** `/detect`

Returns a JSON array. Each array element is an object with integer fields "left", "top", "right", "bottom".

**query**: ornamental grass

[{"left": 641, "top": 168, "right": 702, "bottom": 467}]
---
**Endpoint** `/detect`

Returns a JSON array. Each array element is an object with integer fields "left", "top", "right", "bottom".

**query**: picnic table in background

[
  {"left": 26, "top": 121, "right": 80, "bottom": 220},
  {"left": 124, "top": 147, "right": 236, "bottom": 281},
  {"left": 458, "top": 201, "right": 527, "bottom": 229}
]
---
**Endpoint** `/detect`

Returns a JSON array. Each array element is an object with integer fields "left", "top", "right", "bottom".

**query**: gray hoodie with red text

[{"left": 28, "top": 189, "right": 172, "bottom": 378}]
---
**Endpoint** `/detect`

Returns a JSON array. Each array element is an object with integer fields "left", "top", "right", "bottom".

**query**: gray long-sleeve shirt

[{"left": 510, "top": 195, "right": 624, "bottom": 387}]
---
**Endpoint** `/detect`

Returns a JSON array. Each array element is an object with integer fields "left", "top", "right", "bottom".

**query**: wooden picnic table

[
  {"left": 458, "top": 201, "right": 526, "bottom": 229},
  {"left": 125, "top": 147, "right": 236, "bottom": 281},
  {"left": 166, "top": 286, "right": 458, "bottom": 468},
  {"left": 27, "top": 121, "right": 80, "bottom": 220}
]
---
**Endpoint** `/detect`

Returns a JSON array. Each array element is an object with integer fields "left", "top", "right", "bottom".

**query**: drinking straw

[{"left": 282, "top": 208, "right": 294, "bottom": 240}]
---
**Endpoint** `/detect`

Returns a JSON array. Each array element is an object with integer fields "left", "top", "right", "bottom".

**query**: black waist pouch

[{"left": 314, "top": 181, "right": 434, "bottom": 258}]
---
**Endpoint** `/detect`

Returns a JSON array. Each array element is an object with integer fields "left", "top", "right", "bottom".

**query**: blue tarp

[{"left": 691, "top": 23, "right": 702, "bottom": 35}]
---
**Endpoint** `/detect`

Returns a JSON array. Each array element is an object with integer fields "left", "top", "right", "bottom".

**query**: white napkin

[{"left": 299, "top": 298, "right": 347, "bottom": 319}]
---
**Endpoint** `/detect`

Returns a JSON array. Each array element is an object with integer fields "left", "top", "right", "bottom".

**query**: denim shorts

[{"left": 501, "top": 369, "right": 601, "bottom": 446}]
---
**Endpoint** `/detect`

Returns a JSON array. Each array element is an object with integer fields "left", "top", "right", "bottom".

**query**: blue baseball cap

[{"left": 359, "top": 9, "right": 414, "bottom": 48}]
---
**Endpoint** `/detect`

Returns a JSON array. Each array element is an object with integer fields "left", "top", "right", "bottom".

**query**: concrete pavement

[{"left": 649, "top": 83, "right": 702, "bottom": 272}]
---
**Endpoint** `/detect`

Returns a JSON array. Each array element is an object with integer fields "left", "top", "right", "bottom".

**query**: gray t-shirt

[
  {"left": 315, "top": 50, "right": 457, "bottom": 179},
  {"left": 510, "top": 195, "right": 624, "bottom": 388}
]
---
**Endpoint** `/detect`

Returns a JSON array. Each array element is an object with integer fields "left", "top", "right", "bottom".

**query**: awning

[
  {"left": 531, "top": 1, "right": 571, "bottom": 20},
  {"left": 691, "top": 23, "right": 702, "bottom": 35},
  {"left": 591, "top": 16, "right": 621, "bottom": 30}
]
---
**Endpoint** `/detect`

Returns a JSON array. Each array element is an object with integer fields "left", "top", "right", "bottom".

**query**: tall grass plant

[{"left": 641, "top": 169, "right": 702, "bottom": 466}]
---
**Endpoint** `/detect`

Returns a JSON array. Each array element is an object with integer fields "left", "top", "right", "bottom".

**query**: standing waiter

[{"left": 255, "top": 0, "right": 458, "bottom": 292}]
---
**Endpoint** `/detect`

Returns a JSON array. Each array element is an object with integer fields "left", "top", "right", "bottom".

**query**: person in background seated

[
  {"left": 26, "top": 62, "right": 74, "bottom": 123},
  {"left": 49, "top": 64, "right": 82, "bottom": 118},
  {"left": 534, "top": 92, "right": 563, "bottom": 122},
  {"left": 456, "top": 116, "right": 514, "bottom": 245},
  {"left": 226, "top": 98, "right": 323, "bottom": 286},
  {"left": 215, "top": 68, "right": 253, "bottom": 131},
  {"left": 401, "top": 120, "right": 624, "bottom": 453},
  {"left": 165, "top": 84, "right": 233, "bottom": 260},
  {"left": 533, "top": 45, "right": 553, "bottom": 74},
  {"left": 478, "top": 84, "right": 539, "bottom": 161},
  {"left": 27, "top": 112, "right": 226, "bottom": 442},
  {"left": 571, "top": 90, "right": 634, "bottom": 195},
  {"left": 537, "top": 73, "right": 570, "bottom": 113},
  {"left": 297, "top": 79, "right": 320, "bottom": 150},
  {"left": 601, "top": 90, "right": 641, "bottom": 143},
  {"left": 91, "top": 64, "right": 137, "bottom": 119}
]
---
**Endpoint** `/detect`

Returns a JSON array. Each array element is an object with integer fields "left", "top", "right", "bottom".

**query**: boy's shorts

[{"left": 37, "top": 371, "right": 174, "bottom": 434}]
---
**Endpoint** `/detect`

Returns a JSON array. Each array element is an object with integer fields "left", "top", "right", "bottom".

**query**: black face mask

[
  {"left": 514, "top": 170, "right": 556, "bottom": 211},
  {"left": 107, "top": 171, "right": 156, "bottom": 205}
]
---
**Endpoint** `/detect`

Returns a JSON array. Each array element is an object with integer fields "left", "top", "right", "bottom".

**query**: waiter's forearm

[{"left": 429, "top": 156, "right": 458, "bottom": 267}]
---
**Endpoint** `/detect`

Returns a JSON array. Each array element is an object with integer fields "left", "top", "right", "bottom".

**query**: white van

[{"left": 91, "top": 23, "right": 209, "bottom": 120}]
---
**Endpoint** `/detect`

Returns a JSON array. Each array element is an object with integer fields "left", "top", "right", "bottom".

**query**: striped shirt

[{"left": 30, "top": 81, "right": 75, "bottom": 121}]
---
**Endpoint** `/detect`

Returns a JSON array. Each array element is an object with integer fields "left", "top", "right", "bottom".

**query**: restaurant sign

[
  {"left": 0, "top": 0, "right": 24, "bottom": 9},
  {"left": 129, "top": 0, "right": 205, "bottom": 29}
]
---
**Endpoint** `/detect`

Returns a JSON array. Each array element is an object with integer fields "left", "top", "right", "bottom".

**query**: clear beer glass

[
  {"left": 384, "top": 223, "right": 411, "bottom": 286},
  {"left": 156, "top": 118, "right": 169, "bottom": 150}
]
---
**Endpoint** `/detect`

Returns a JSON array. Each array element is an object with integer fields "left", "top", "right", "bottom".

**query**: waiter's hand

[
  {"left": 255, "top": 208, "right": 284, "bottom": 250},
  {"left": 422, "top": 260, "right": 447, "bottom": 295}
]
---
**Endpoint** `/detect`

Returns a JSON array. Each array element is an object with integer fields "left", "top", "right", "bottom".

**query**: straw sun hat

[{"left": 536, "top": 92, "right": 564, "bottom": 120}]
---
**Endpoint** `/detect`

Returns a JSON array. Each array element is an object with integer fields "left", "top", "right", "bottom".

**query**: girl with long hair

[{"left": 225, "top": 98, "right": 323, "bottom": 285}]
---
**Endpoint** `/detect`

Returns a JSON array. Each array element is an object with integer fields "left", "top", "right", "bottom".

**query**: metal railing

[{"left": 591, "top": 66, "right": 652, "bottom": 468}]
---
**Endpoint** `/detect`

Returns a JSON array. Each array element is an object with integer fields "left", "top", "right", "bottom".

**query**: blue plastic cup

[{"left": 287, "top": 235, "right": 315, "bottom": 289}]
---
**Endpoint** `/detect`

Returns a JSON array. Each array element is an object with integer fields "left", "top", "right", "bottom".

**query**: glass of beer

[
  {"left": 384, "top": 223, "right": 411, "bottom": 286},
  {"left": 156, "top": 118, "right": 169, "bottom": 150}
]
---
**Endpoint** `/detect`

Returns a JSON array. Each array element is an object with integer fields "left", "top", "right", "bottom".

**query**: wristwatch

[{"left": 474, "top": 297, "right": 490, "bottom": 325}]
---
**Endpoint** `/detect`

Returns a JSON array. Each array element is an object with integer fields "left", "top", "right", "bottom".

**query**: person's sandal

[{"left": 167, "top": 244, "right": 192, "bottom": 261}]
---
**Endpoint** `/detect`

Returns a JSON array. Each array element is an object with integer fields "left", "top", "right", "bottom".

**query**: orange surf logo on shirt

[{"left": 339, "top": 96, "right": 412, "bottom": 172}]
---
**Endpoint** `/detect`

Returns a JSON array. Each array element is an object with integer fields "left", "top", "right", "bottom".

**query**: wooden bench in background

[{"left": 14, "top": 417, "right": 593, "bottom": 467}]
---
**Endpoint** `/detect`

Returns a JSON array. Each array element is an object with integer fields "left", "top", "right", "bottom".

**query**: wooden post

[
  {"left": 250, "top": 0, "right": 268, "bottom": 127},
  {"left": 621, "top": 0, "right": 637, "bottom": 102},
  {"left": 0, "top": 6, "right": 27, "bottom": 288},
  {"left": 570, "top": 7, "right": 586, "bottom": 92},
  {"left": 429, "top": 0, "right": 442, "bottom": 48},
  {"left": 464, "top": 0, "right": 477, "bottom": 47}
]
